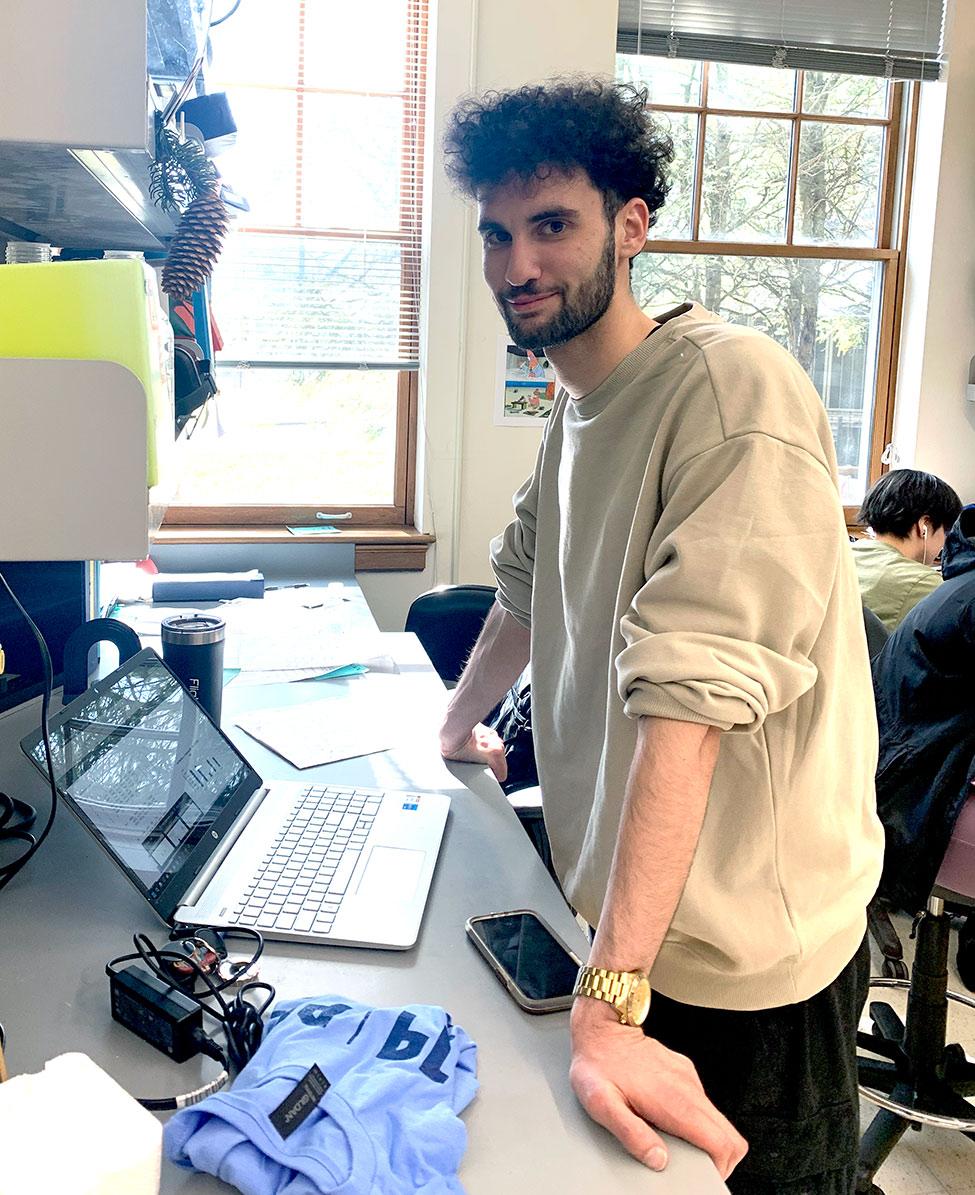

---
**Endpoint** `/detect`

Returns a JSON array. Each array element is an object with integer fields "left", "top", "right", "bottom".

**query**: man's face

[{"left": 476, "top": 170, "right": 621, "bottom": 352}]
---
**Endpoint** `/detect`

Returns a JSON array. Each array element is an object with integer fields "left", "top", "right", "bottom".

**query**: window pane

[
  {"left": 649, "top": 110, "right": 696, "bottom": 240},
  {"left": 303, "top": 0, "right": 408, "bottom": 93},
  {"left": 795, "top": 122, "right": 884, "bottom": 246},
  {"left": 707, "top": 62, "right": 797, "bottom": 112},
  {"left": 301, "top": 94, "right": 402, "bottom": 230},
  {"left": 615, "top": 53, "right": 702, "bottom": 106},
  {"left": 218, "top": 87, "right": 297, "bottom": 226},
  {"left": 700, "top": 116, "right": 790, "bottom": 241},
  {"left": 632, "top": 252, "right": 883, "bottom": 504},
  {"left": 208, "top": 0, "right": 299, "bottom": 86},
  {"left": 214, "top": 232, "right": 412, "bottom": 365},
  {"left": 172, "top": 368, "right": 399, "bottom": 506},
  {"left": 802, "top": 72, "right": 889, "bottom": 118}
]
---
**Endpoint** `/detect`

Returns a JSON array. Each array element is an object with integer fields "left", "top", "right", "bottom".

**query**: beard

[{"left": 498, "top": 229, "right": 618, "bottom": 352}]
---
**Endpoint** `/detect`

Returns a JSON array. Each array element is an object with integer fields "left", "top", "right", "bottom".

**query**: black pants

[{"left": 644, "top": 936, "right": 870, "bottom": 1195}]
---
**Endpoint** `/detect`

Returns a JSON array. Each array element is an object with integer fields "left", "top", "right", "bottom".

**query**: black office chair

[
  {"left": 856, "top": 795, "right": 975, "bottom": 1193},
  {"left": 404, "top": 584, "right": 497, "bottom": 687}
]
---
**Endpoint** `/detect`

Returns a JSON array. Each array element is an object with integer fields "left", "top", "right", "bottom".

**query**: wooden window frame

[
  {"left": 634, "top": 63, "right": 919, "bottom": 525},
  {"left": 163, "top": 0, "right": 427, "bottom": 535}
]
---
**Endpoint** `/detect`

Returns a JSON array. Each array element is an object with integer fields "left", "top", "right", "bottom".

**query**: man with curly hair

[{"left": 439, "top": 77, "right": 883, "bottom": 1194}]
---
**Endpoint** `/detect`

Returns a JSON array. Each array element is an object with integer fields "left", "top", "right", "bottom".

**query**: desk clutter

[{"left": 0, "top": 992, "right": 478, "bottom": 1195}]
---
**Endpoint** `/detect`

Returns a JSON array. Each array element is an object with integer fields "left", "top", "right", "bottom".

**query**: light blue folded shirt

[{"left": 164, "top": 996, "right": 478, "bottom": 1194}]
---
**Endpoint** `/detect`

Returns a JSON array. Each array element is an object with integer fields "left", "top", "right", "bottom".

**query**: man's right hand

[{"left": 440, "top": 722, "right": 508, "bottom": 784}]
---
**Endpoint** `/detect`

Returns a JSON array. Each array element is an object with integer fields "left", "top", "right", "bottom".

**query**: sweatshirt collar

[{"left": 570, "top": 302, "right": 718, "bottom": 418}]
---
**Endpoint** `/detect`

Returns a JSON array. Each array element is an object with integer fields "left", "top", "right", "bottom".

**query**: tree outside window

[{"left": 617, "top": 56, "right": 907, "bottom": 507}]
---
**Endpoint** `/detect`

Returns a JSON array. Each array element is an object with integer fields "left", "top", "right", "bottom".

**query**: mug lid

[{"left": 160, "top": 614, "right": 226, "bottom": 645}]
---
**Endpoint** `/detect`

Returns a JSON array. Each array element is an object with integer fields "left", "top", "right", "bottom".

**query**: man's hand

[
  {"left": 569, "top": 997, "right": 748, "bottom": 1180},
  {"left": 439, "top": 722, "right": 508, "bottom": 783}
]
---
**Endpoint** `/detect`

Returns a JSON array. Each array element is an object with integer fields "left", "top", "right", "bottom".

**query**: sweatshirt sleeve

[
  {"left": 489, "top": 445, "right": 543, "bottom": 630},
  {"left": 617, "top": 432, "right": 846, "bottom": 732}
]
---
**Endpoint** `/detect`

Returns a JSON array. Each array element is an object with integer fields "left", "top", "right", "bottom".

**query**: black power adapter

[{"left": 108, "top": 963, "right": 204, "bottom": 1063}]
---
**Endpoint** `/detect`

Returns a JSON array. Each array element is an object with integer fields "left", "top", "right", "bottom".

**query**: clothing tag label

[{"left": 269, "top": 1064, "right": 330, "bottom": 1139}]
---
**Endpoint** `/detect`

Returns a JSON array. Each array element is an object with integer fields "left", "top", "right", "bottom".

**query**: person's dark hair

[
  {"left": 443, "top": 76, "right": 673, "bottom": 226},
  {"left": 856, "top": 469, "right": 962, "bottom": 537}
]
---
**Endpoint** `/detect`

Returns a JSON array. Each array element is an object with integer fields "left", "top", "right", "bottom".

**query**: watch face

[{"left": 628, "top": 976, "right": 652, "bottom": 1026}]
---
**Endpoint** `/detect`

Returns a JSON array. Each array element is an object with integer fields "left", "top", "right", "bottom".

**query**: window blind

[
  {"left": 617, "top": 0, "right": 948, "bottom": 81},
  {"left": 207, "top": 0, "right": 427, "bottom": 369}
]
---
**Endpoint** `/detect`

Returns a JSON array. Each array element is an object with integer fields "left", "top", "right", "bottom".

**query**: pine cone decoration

[{"left": 162, "top": 188, "right": 231, "bottom": 302}]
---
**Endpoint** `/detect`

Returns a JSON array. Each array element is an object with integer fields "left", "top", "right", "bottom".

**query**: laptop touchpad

[{"left": 356, "top": 846, "right": 425, "bottom": 902}]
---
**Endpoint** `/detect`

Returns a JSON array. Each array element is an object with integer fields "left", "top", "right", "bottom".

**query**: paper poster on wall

[{"left": 494, "top": 336, "right": 557, "bottom": 426}]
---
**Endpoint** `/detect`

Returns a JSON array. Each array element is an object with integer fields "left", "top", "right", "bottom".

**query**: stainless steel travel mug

[{"left": 160, "top": 615, "right": 226, "bottom": 724}]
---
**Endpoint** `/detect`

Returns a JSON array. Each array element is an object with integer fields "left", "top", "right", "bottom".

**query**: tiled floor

[{"left": 860, "top": 911, "right": 975, "bottom": 1194}]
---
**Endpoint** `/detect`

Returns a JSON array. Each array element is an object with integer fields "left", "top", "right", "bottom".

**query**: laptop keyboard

[{"left": 230, "top": 785, "right": 384, "bottom": 936}]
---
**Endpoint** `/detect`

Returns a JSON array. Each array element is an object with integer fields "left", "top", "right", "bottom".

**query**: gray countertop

[{"left": 0, "top": 628, "right": 726, "bottom": 1193}]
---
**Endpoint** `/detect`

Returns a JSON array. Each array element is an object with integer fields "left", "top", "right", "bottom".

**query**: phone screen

[{"left": 471, "top": 912, "right": 580, "bottom": 1000}]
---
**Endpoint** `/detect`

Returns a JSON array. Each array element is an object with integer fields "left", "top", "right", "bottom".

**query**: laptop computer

[{"left": 20, "top": 647, "right": 450, "bottom": 949}]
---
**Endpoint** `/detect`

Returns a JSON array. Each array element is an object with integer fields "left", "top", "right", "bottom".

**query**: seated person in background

[
  {"left": 872, "top": 503, "right": 975, "bottom": 986},
  {"left": 853, "top": 468, "right": 961, "bottom": 631}
]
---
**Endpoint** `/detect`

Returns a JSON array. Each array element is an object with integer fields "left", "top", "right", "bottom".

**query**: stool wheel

[{"left": 881, "top": 956, "right": 909, "bottom": 981}]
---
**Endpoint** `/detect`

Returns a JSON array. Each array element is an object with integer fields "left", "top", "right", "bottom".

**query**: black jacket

[{"left": 872, "top": 504, "right": 975, "bottom": 912}]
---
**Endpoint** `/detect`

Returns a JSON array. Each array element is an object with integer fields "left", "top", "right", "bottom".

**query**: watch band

[{"left": 574, "top": 965, "right": 632, "bottom": 1009}]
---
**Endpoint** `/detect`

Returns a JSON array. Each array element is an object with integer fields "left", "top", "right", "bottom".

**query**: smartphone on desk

[{"left": 466, "top": 909, "right": 584, "bottom": 1013}]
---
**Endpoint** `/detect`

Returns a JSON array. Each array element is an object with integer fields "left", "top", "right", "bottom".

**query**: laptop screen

[{"left": 22, "top": 648, "right": 262, "bottom": 910}]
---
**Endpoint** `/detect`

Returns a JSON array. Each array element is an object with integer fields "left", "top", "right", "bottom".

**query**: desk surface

[{"left": 0, "top": 599, "right": 726, "bottom": 1193}]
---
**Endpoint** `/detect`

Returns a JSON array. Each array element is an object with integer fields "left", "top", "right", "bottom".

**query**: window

[
  {"left": 616, "top": 54, "right": 914, "bottom": 509},
  {"left": 166, "top": 0, "right": 427, "bottom": 530}
]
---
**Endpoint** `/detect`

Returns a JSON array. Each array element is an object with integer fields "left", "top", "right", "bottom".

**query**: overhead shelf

[
  {"left": 0, "top": 145, "right": 178, "bottom": 252},
  {"left": 0, "top": 0, "right": 209, "bottom": 251}
]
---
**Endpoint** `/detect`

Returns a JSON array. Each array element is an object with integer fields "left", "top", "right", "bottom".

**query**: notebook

[{"left": 20, "top": 648, "right": 450, "bottom": 950}]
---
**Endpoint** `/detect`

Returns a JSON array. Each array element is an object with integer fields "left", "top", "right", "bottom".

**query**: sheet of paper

[
  {"left": 235, "top": 699, "right": 395, "bottom": 769},
  {"left": 228, "top": 667, "right": 334, "bottom": 688},
  {"left": 228, "top": 663, "right": 380, "bottom": 688},
  {"left": 236, "top": 631, "right": 391, "bottom": 673}
]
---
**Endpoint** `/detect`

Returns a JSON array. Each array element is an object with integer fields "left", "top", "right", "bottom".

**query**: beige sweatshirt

[{"left": 491, "top": 303, "right": 885, "bottom": 1011}]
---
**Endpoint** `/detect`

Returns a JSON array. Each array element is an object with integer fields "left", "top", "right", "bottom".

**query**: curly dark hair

[
  {"left": 443, "top": 76, "right": 673, "bottom": 226},
  {"left": 857, "top": 469, "right": 962, "bottom": 537}
]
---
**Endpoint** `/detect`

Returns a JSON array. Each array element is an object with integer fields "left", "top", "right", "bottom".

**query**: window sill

[{"left": 151, "top": 526, "right": 435, "bottom": 571}]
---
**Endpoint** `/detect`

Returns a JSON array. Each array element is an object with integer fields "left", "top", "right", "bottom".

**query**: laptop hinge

[{"left": 180, "top": 786, "right": 269, "bottom": 907}]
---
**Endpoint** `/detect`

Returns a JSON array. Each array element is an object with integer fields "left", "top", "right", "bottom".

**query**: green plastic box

[{"left": 0, "top": 259, "right": 174, "bottom": 486}]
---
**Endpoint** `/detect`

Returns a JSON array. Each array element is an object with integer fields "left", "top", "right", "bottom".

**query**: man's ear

[{"left": 618, "top": 197, "right": 651, "bottom": 262}]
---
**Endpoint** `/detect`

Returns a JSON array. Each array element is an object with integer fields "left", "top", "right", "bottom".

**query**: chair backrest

[
  {"left": 404, "top": 584, "right": 497, "bottom": 686},
  {"left": 933, "top": 790, "right": 975, "bottom": 906}
]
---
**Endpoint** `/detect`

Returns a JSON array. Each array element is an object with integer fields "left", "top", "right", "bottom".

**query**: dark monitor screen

[
  {"left": 21, "top": 649, "right": 262, "bottom": 917},
  {"left": 0, "top": 561, "right": 89, "bottom": 713}
]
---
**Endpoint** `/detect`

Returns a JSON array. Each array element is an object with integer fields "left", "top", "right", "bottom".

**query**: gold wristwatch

[{"left": 573, "top": 965, "right": 652, "bottom": 1027}]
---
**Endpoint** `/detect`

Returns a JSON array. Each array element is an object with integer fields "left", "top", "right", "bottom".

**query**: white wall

[
  {"left": 357, "top": 560, "right": 436, "bottom": 631},
  {"left": 420, "top": 0, "right": 618, "bottom": 587},
  {"left": 886, "top": 0, "right": 975, "bottom": 501}
]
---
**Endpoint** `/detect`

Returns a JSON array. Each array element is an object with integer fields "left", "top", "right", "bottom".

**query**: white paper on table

[
  {"left": 236, "top": 632, "right": 390, "bottom": 673},
  {"left": 228, "top": 667, "right": 330, "bottom": 688},
  {"left": 235, "top": 698, "right": 397, "bottom": 769},
  {"left": 227, "top": 655, "right": 399, "bottom": 688}
]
